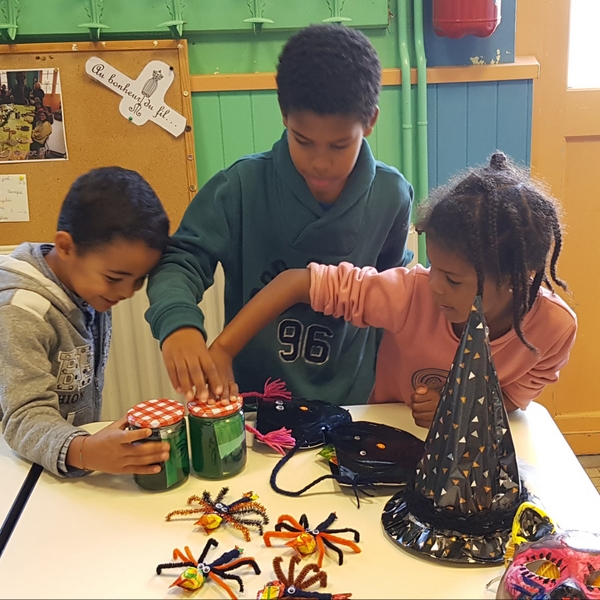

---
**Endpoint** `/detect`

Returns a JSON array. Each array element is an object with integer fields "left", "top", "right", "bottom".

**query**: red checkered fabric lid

[
  {"left": 188, "top": 396, "right": 243, "bottom": 419},
  {"left": 127, "top": 398, "right": 185, "bottom": 428}
]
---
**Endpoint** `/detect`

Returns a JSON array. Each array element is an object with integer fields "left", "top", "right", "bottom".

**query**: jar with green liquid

[
  {"left": 126, "top": 398, "right": 190, "bottom": 491},
  {"left": 188, "top": 397, "right": 246, "bottom": 479}
]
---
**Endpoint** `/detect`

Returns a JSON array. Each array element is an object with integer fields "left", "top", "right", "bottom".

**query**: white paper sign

[
  {"left": 85, "top": 57, "right": 186, "bottom": 137},
  {"left": 0, "top": 174, "right": 29, "bottom": 222}
]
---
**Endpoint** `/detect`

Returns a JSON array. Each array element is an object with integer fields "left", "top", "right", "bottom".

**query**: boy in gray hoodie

[{"left": 0, "top": 167, "right": 172, "bottom": 477}]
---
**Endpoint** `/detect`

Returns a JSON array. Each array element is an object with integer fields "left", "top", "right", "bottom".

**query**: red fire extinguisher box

[
  {"left": 424, "top": 0, "right": 515, "bottom": 67},
  {"left": 433, "top": 0, "right": 502, "bottom": 39}
]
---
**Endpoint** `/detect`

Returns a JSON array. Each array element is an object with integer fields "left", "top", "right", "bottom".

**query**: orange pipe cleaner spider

[
  {"left": 165, "top": 487, "right": 269, "bottom": 542},
  {"left": 256, "top": 555, "right": 352, "bottom": 599},
  {"left": 156, "top": 538, "right": 260, "bottom": 600},
  {"left": 263, "top": 513, "right": 360, "bottom": 567}
]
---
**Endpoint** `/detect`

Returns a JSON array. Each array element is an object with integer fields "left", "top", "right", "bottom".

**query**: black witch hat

[{"left": 382, "top": 296, "right": 525, "bottom": 564}]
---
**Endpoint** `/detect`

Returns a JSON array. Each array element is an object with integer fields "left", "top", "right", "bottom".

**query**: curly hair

[
  {"left": 57, "top": 166, "right": 170, "bottom": 255},
  {"left": 416, "top": 152, "right": 567, "bottom": 352},
  {"left": 276, "top": 24, "right": 381, "bottom": 125}
]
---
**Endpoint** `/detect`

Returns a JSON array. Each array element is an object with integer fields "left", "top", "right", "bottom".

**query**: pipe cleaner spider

[
  {"left": 264, "top": 513, "right": 360, "bottom": 567},
  {"left": 156, "top": 538, "right": 260, "bottom": 600},
  {"left": 165, "top": 487, "right": 270, "bottom": 542},
  {"left": 257, "top": 555, "right": 352, "bottom": 599}
]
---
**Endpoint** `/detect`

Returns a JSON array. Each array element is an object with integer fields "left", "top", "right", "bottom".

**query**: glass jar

[
  {"left": 188, "top": 397, "right": 247, "bottom": 479},
  {"left": 126, "top": 398, "right": 190, "bottom": 491}
]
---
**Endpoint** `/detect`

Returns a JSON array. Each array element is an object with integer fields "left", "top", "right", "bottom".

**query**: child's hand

[
  {"left": 207, "top": 341, "right": 240, "bottom": 403},
  {"left": 409, "top": 386, "right": 441, "bottom": 429},
  {"left": 67, "top": 417, "right": 170, "bottom": 474},
  {"left": 161, "top": 327, "right": 223, "bottom": 402}
]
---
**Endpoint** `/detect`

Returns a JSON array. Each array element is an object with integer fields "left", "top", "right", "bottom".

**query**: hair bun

[{"left": 489, "top": 151, "right": 508, "bottom": 170}]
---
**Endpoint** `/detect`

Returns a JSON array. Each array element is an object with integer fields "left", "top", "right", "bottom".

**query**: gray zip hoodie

[{"left": 0, "top": 243, "right": 111, "bottom": 476}]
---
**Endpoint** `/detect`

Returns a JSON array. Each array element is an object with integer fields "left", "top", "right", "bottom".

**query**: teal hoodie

[{"left": 147, "top": 132, "right": 413, "bottom": 405}]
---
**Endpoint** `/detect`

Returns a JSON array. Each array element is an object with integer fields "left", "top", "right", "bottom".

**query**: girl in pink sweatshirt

[{"left": 209, "top": 152, "right": 577, "bottom": 428}]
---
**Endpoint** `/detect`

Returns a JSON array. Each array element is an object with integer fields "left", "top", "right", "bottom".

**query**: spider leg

[
  {"left": 314, "top": 513, "right": 337, "bottom": 532},
  {"left": 186, "top": 494, "right": 203, "bottom": 504},
  {"left": 300, "top": 568, "right": 328, "bottom": 590},
  {"left": 172, "top": 546, "right": 196, "bottom": 563},
  {"left": 222, "top": 514, "right": 252, "bottom": 542},
  {"left": 215, "top": 486, "right": 230, "bottom": 504},
  {"left": 214, "top": 570, "right": 244, "bottom": 592},
  {"left": 164, "top": 508, "right": 204, "bottom": 521},
  {"left": 232, "top": 517, "right": 267, "bottom": 535},
  {"left": 320, "top": 536, "right": 344, "bottom": 565},
  {"left": 324, "top": 527, "right": 360, "bottom": 542},
  {"left": 315, "top": 535, "right": 326, "bottom": 567},
  {"left": 288, "top": 555, "right": 301, "bottom": 584},
  {"left": 155, "top": 561, "right": 193, "bottom": 575},
  {"left": 275, "top": 522, "right": 302, "bottom": 534},
  {"left": 264, "top": 530, "right": 299, "bottom": 546},
  {"left": 277, "top": 514, "right": 305, "bottom": 531},
  {"left": 299, "top": 514, "right": 310, "bottom": 529},
  {"left": 207, "top": 571, "right": 237, "bottom": 600},
  {"left": 233, "top": 502, "right": 269, "bottom": 522},
  {"left": 218, "top": 557, "right": 261, "bottom": 576},
  {"left": 294, "top": 563, "right": 323, "bottom": 590},
  {"left": 199, "top": 538, "right": 219, "bottom": 563},
  {"left": 321, "top": 533, "right": 361, "bottom": 554},
  {"left": 273, "top": 556, "right": 288, "bottom": 585}
]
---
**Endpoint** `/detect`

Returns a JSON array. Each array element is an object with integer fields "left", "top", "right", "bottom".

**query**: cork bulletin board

[{"left": 0, "top": 39, "right": 197, "bottom": 245}]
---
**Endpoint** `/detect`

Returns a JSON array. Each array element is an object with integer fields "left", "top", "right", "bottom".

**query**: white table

[{"left": 1, "top": 403, "right": 599, "bottom": 599}]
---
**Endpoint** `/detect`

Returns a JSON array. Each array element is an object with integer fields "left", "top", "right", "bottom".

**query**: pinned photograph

[{"left": 0, "top": 68, "right": 68, "bottom": 163}]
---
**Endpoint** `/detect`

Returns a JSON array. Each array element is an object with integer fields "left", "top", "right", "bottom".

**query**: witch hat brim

[{"left": 382, "top": 296, "right": 524, "bottom": 565}]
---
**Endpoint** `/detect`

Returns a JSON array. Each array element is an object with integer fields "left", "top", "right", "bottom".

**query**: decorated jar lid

[
  {"left": 188, "top": 396, "right": 244, "bottom": 419},
  {"left": 127, "top": 398, "right": 185, "bottom": 429}
]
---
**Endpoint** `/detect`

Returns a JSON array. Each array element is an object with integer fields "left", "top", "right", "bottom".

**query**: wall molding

[{"left": 190, "top": 56, "right": 540, "bottom": 93}]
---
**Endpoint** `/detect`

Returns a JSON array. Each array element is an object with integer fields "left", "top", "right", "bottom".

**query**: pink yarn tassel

[
  {"left": 240, "top": 377, "right": 292, "bottom": 403},
  {"left": 245, "top": 424, "right": 296, "bottom": 455}
]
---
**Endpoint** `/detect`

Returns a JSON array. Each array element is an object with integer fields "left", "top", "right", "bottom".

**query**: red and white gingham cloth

[
  {"left": 127, "top": 398, "right": 185, "bottom": 429},
  {"left": 188, "top": 396, "right": 243, "bottom": 419}
]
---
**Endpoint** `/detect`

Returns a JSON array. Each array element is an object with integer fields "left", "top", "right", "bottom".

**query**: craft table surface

[{"left": 1, "top": 402, "right": 599, "bottom": 599}]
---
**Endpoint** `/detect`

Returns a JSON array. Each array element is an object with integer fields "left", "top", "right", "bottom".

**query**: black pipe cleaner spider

[
  {"left": 264, "top": 512, "right": 360, "bottom": 566},
  {"left": 156, "top": 538, "right": 260, "bottom": 599},
  {"left": 165, "top": 486, "right": 270, "bottom": 542}
]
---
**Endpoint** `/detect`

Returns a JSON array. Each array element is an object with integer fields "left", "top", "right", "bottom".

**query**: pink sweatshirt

[{"left": 309, "top": 263, "right": 577, "bottom": 410}]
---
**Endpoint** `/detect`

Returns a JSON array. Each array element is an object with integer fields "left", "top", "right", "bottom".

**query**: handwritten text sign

[
  {"left": 0, "top": 174, "right": 29, "bottom": 222},
  {"left": 85, "top": 57, "right": 186, "bottom": 137}
]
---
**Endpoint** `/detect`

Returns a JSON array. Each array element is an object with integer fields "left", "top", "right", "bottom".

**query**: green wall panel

[
  {"left": 250, "top": 92, "right": 284, "bottom": 153},
  {"left": 192, "top": 93, "right": 226, "bottom": 185},
  {"left": 8, "top": 0, "right": 388, "bottom": 39}
]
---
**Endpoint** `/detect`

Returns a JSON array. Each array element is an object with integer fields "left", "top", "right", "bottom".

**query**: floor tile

[{"left": 578, "top": 455, "right": 600, "bottom": 468}]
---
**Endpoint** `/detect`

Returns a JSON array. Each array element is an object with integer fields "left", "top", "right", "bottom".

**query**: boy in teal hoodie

[{"left": 146, "top": 24, "right": 414, "bottom": 405}]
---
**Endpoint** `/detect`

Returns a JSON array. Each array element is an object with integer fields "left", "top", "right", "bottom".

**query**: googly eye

[
  {"left": 359, "top": 450, "right": 367, "bottom": 456},
  {"left": 275, "top": 399, "right": 284, "bottom": 405},
  {"left": 287, "top": 586, "right": 296, "bottom": 594},
  {"left": 276, "top": 405, "right": 284, "bottom": 411},
  {"left": 354, "top": 435, "right": 361, "bottom": 441},
  {"left": 201, "top": 564, "right": 211, "bottom": 574}
]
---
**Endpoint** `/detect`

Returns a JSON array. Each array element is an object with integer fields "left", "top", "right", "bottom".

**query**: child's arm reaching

[
  {"left": 209, "top": 268, "right": 311, "bottom": 399},
  {"left": 66, "top": 417, "right": 170, "bottom": 474}
]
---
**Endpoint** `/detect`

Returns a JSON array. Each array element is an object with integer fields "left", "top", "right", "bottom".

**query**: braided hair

[{"left": 417, "top": 151, "right": 567, "bottom": 352}]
